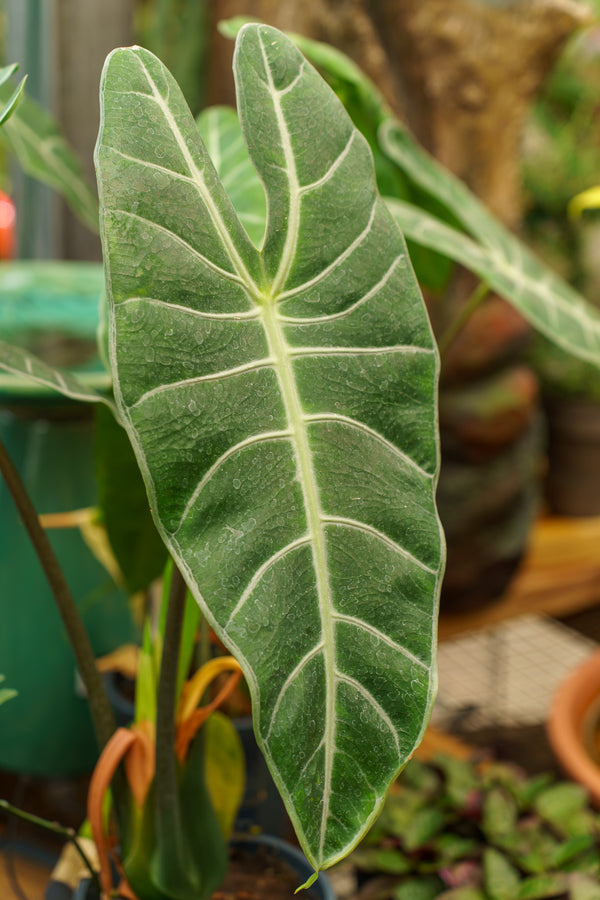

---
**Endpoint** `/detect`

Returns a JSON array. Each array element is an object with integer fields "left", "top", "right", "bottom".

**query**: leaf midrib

[
  {"left": 260, "top": 298, "right": 336, "bottom": 863},
  {"left": 254, "top": 29, "right": 338, "bottom": 860}
]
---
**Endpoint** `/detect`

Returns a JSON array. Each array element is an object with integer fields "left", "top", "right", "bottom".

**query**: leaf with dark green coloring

[
  {"left": 196, "top": 106, "right": 266, "bottom": 248},
  {"left": 394, "top": 876, "right": 444, "bottom": 900},
  {"left": 351, "top": 845, "right": 412, "bottom": 875},
  {"left": 95, "top": 404, "right": 168, "bottom": 594},
  {"left": 483, "top": 848, "right": 521, "bottom": 900},
  {"left": 403, "top": 807, "right": 446, "bottom": 851},
  {"left": 516, "top": 874, "right": 567, "bottom": 900},
  {"left": 534, "top": 784, "right": 592, "bottom": 837},
  {"left": 221, "top": 16, "right": 455, "bottom": 291},
  {"left": 151, "top": 732, "right": 228, "bottom": 900},
  {"left": 0, "top": 87, "right": 99, "bottom": 232},
  {"left": 434, "top": 833, "right": 481, "bottom": 866},
  {"left": 381, "top": 122, "right": 600, "bottom": 369},
  {"left": 550, "top": 836, "right": 596, "bottom": 869},
  {"left": 482, "top": 788, "right": 519, "bottom": 842},
  {"left": 96, "top": 24, "right": 443, "bottom": 871},
  {"left": 0, "top": 65, "right": 26, "bottom": 125}
]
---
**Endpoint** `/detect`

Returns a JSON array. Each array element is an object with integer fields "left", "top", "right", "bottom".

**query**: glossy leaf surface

[{"left": 96, "top": 26, "right": 443, "bottom": 870}]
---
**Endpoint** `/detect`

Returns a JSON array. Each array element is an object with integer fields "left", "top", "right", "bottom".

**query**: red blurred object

[{"left": 0, "top": 190, "right": 16, "bottom": 259}]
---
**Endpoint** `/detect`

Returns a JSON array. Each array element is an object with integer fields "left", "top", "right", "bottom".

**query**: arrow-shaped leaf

[{"left": 96, "top": 25, "right": 443, "bottom": 872}]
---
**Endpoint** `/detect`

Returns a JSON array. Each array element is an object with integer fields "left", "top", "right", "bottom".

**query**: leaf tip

[{"left": 295, "top": 871, "right": 319, "bottom": 893}]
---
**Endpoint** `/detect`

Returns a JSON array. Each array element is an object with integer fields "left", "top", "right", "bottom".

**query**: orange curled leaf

[
  {"left": 177, "top": 656, "right": 242, "bottom": 725},
  {"left": 124, "top": 721, "right": 155, "bottom": 808},
  {"left": 88, "top": 727, "right": 136, "bottom": 899},
  {"left": 175, "top": 667, "right": 243, "bottom": 763}
]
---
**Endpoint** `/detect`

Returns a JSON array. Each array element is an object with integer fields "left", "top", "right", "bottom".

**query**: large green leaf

[
  {"left": 380, "top": 121, "right": 600, "bottom": 368},
  {"left": 96, "top": 25, "right": 443, "bottom": 872},
  {"left": 0, "top": 87, "right": 99, "bottom": 232}
]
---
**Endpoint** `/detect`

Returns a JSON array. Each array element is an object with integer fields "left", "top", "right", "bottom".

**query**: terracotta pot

[{"left": 547, "top": 648, "right": 600, "bottom": 805}]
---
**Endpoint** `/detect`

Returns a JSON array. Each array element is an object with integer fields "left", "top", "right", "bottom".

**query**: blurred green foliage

[{"left": 135, "top": 0, "right": 209, "bottom": 117}]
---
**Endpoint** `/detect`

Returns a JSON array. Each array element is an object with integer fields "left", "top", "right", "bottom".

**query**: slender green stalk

[
  {"left": 0, "top": 435, "right": 116, "bottom": 750},
  {"left": 0, "top": 798, "right": 100, "bottom": 888},
  {"left": 154, "top": 564, "right": 187, "bottom": 841},
  {"left": 438, "top": 280, "right": 490, "bottom": 358}
]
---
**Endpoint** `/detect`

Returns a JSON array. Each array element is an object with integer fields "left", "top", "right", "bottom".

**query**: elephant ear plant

[
  {"left": 0, "top": 22, "right": 443, "bottom": 887},
  {"left": 95, "top": 23, "right": 443, "bottom": 876}
]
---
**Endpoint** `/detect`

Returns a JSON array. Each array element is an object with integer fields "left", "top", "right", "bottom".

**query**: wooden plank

[
  {"left": 0, "top": 849, "right": 53, "bottom": 898},
  {"left": 439, "top": 515, "right": 600, "bottom": 640}
]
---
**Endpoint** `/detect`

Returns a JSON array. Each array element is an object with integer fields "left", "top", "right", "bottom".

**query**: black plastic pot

[{"left": 51, "top": 834, "right": 336, "bottom": 900}]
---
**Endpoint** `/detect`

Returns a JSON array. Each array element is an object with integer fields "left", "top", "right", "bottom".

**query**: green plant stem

[
  {"left": 0, "top": 799, "right": 100, "bottom": 888},
  {"left": 0, "top": 435, "right": 116, "bottom": 750},
  {"left": 155, "top": 564, "right": 187, "bottom": 841},
  {"left": 437, "top": 280, "right": 490, "bottom": 358}
]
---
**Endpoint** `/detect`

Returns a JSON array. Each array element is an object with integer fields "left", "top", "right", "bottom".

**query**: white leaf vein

[
  {"left": 336, "top": 671, "right": 401, "bottom": 756},
  {"left": 175, "top": 430, "right": 292, "bottom": 531},
  {"left": 304, "top": 413, "right": 433, "bottom": 479},
  {"left": 225, "top": 535, "right": 312, "bottom": 628},
  {"left": 323, "top": 516, "right": 437, "bottom": 575},
  {"left": 119, "top": 296, "right": 259, "bottom": 321},
  {"left": 277, "top": 201, "right": 377, "bottom": 302},
  {"left": 112, "top": 209, "right": 246, "bottom": 287},
  {"left": 279, "top": 255, "right": 404, "bottom": 324},
  {"left": 131, "top": 358, "right": 274, "bottom": 408},
  {"left": 333, "top": 612, "right": 429, "bottom": 670},
  {"left": 299, "top": 133, "right": 355, "bottom": 194},
  {"left": 265, "top": 641, "right": 325, "bottom": 742}
]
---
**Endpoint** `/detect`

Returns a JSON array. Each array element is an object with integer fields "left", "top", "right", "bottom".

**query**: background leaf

[
  {"left": 96, "top": 27, "right": 443, "bottom": 871},
  {"left": 0, "top": 338, "right": 114, "bottom": 409},
  {"left": 196, "top": 106, "right": 266, "bottom": 248},
  {"left": 381, "top": 122, "right": 600, "bottom": 369},
  {"left": 94, "top": 404, "right": 168, "bottom": 595},
  {"left": 0, "top": 85, "right": 99, "bottom": 232},
  {"left": 0, "top": 64, "right": 26, "bottom": 125}
]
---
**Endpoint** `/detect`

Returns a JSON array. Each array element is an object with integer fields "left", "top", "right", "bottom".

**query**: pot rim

[{"left": 547, "top": 647, "right": 600, "bottom": 804}]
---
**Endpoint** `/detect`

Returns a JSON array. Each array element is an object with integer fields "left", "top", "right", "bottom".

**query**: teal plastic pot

[{"left": 0, "top": 262, "right": 137, "bottom": 775}]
